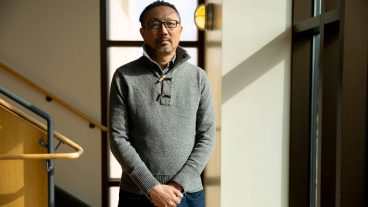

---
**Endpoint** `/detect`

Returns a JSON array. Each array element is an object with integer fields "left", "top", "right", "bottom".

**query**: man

[{"left": 108, "top": 1, "right": 215, "bottom": 207}]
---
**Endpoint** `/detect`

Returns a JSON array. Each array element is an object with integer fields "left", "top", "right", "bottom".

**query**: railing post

[{"left": 47, "top": 117, "right": 55, "bottom": 207}]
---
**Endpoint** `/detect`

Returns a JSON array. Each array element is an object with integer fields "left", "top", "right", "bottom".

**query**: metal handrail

[
  {"left": 1, "top": 86, "right": 61, "bottom": 207},
  {"left": 0, "top": 62, "right": 107, "bottom": 132}
]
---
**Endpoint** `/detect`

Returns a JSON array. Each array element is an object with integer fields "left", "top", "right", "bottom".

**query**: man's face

[{"left": 140, "top": 6, "right": 182, "bottom": 54}]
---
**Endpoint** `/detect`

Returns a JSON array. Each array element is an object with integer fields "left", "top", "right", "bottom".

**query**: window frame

[{"left": 289, "top": 0, "right": 368, "bottom": 206}]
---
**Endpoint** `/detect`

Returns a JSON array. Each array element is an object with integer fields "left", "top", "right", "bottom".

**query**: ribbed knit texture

[{"left": 108, "top": 46, "right": 215, "bottom": 195}]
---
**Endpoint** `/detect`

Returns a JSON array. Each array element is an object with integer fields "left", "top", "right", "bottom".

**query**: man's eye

[
  {"left": 151, "top": 22, "right": 160, "bottom": 27},
  {"left": 166, "top": 22, "right": 175, "bottom": 27}
]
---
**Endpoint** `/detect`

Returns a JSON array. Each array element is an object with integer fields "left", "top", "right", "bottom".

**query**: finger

[
  {"left": 172, "top": 189, "right": 183, "bottom": 198},
  {"left": 170, "top": 186, "right": 179, "bottom": 194},
  {"left": 171, "top": 196, "right": 181, "bottom": 205}
]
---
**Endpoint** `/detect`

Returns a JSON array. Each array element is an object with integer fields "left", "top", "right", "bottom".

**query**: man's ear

[{"left": 140, "top": 28, "right": 144, "bottom": 37}]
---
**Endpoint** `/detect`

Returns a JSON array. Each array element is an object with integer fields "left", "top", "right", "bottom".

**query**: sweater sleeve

[
  {"left": 108, "top": 71, "right": 160, "bottom": 194},
  {"left": 172, "top": 70, "right": 216, "bottom": 191}
]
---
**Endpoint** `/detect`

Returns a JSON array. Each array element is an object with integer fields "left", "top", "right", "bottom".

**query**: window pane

[
  {"left": 309, "top": 33, "right": 321, "bottom": 207},
  {"left": 107, "top": 0, "right": 198, "bottom": 41},
  {"left": 108, "top": 47, "right": 143, "bottom": 82},
  {"left": 109, "top": 150, "right": 122, "bottom": 178},
  {"left": 184, "top": 47, "right": 198, "bottom": 66},
  {"left": 109, "top": 187, "right": 120, "bottom": 207}
]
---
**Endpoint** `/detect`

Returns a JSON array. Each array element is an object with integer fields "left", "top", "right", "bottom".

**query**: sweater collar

[{"left": 142, "top": 45, "right": 191, "bottom": 70}]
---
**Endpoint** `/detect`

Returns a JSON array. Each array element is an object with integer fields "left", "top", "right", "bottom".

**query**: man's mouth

[{"left": 158, "top": 39, "right": 170, "bottom": 44}]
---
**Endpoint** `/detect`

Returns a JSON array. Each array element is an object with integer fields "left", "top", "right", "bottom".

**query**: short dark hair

[{"left": 139, "top": 1, "right": 181, "bottom": 27}]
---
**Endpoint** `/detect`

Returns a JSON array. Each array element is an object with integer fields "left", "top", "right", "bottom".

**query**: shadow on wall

[
  {"left": 222, "top": 29, "right": 291, "bottom": 103},
  {"left": 0, "top": 187, "right": 24, "bottom": 205}
]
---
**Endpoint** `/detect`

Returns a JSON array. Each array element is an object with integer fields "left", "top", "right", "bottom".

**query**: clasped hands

[{"left": 148, "top": 182, "right": 184, "bottom": 207}]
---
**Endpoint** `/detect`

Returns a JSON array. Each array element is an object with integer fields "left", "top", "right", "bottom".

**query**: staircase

[{"left": 0, "top": 87, "right": 83, "bottom": 207}]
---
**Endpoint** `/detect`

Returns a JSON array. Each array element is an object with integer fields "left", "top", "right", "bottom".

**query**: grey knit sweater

[{"left": 108, "top": 46, "right": 215, "bottom": 195}]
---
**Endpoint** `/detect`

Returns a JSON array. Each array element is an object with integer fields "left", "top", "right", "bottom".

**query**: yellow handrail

[
  {"left": 0, "top": 98, "right": 83, "bottom": 160},
  {"left": 0, "top": 62, "right": 107, "bottom": 132}
]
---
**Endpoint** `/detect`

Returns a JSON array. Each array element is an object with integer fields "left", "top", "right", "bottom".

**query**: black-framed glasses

[{"left": 147, "top": 20, "right": 180, "bottom": 29}]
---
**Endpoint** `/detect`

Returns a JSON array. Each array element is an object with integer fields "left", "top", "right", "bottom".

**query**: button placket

[{"left": 156, "top": 75, "right": 172, "bottom": 105}]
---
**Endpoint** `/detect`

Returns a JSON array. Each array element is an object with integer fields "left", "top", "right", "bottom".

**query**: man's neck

[{"left": 150, "top": 50, "right": 176, "bottom": 69}]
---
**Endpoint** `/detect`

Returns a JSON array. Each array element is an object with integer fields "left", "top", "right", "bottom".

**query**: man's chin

[{"left": 158, "top": 46, "right": 174, "bottom": 53}]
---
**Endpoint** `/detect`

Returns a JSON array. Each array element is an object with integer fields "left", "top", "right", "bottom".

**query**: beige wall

[
  {"left": 204, "top": 1, "right": 222, "bottom": 207},
  {"left": 0, "top": 0, "right": 101, "bottom": 206},
  {"left": 221, "top": 0, "right": 291, "bottom": 206}
]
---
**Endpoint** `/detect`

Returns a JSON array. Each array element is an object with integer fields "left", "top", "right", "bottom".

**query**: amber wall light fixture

[{"left": 194, "top": 3, "right": 215, "bottom": 31}]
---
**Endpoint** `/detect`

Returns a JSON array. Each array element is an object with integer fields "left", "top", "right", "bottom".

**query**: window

[{"left": 289, "top": 0, "right": 368, "bottom": 206}]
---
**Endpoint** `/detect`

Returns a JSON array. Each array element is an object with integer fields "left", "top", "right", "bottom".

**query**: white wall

[
  {"left": 0, "top": 0, "right": 101, "bottom": 206},
  {"left": 221, "top": 0, "right": 291, "bottom": 206}
]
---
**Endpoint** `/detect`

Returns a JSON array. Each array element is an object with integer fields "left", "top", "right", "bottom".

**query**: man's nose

[{"left": 159, "top": 23, "right": 169, "bottom": 34}]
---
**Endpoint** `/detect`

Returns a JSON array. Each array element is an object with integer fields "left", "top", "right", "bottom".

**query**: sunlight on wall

[{"left": 221, "top": 0, "right": 291, "bottom": 206}]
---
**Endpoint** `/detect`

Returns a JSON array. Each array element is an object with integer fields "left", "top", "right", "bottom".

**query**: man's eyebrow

[
  {"left": 148, "top": 17, "right": 178, "bottom": 22},
  {"left": 151, "top": 18, "right": 161, "bottom": 21}
]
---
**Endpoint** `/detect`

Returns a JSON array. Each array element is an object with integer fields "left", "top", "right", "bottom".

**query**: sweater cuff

[
  {"left": 172, "top": 165, "right": 199, "bottom": 192},
  {"left": 131, "top": 166, "right": 160, "bottom": 194}
]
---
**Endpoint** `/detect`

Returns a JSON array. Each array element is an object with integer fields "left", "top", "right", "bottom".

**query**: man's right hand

[{"left": 148, "top": 184, "right": 183, "bottom": 207}]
